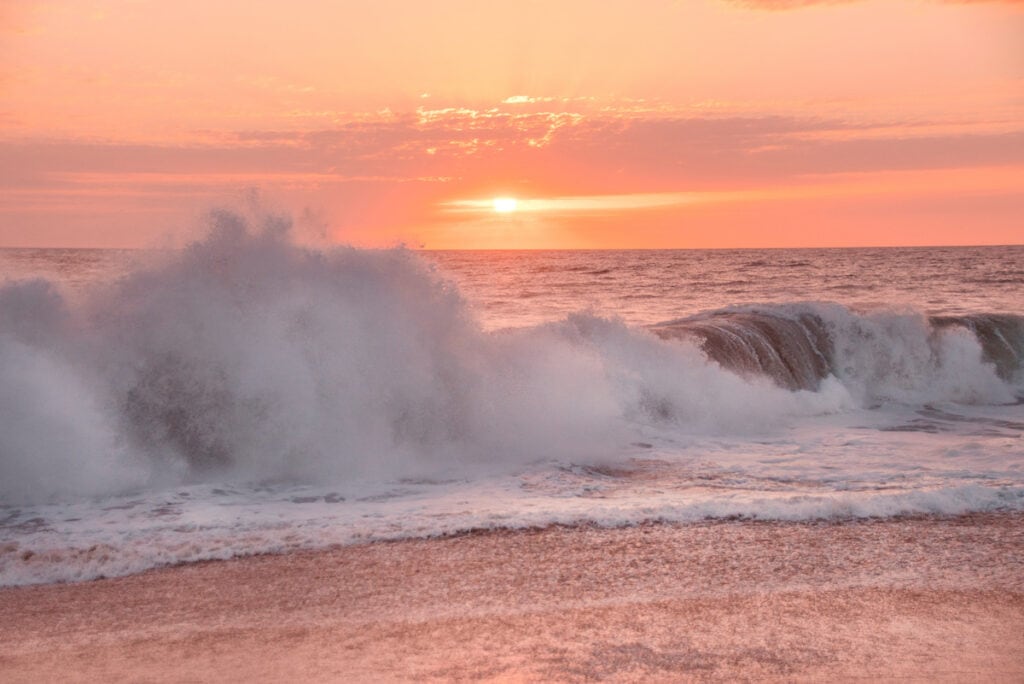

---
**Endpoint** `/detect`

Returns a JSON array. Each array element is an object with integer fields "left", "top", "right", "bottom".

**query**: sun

[{"left": 493, "top": 197, "right": 518, "bottom": 213}]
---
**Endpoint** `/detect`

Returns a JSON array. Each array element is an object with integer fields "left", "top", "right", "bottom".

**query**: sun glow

[{"left": 493, "top": 197, "right": 518, "bottom": 213}]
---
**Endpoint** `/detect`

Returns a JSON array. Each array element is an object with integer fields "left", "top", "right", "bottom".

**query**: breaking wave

[
  {"left": 652, "top": 306, "right": 1022, "bottom": 402},
  {"left": 0, "top": 211, "right": 1021, "bottom": 505}
]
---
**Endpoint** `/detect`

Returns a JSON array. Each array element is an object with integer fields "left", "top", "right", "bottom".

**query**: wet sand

[{"left": 2, "top": 513, "right": 1023, "bottom": 682}]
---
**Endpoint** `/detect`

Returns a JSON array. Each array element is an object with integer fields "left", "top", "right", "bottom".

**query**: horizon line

[{"left": 1, "top": 242, "right": 1022, "bottom": 252}]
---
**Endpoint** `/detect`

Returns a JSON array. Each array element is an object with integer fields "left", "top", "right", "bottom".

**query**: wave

[
  {"left": 0, "top": 210, "right": 1020, "bottom": 505},
  {"left": 652, "top": 305, "right": 1022, "bottom": 402}
]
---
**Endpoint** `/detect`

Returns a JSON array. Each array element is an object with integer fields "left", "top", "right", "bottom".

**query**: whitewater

[{"left": 1, "top": 210, "right": 1022, "bottom": 586}]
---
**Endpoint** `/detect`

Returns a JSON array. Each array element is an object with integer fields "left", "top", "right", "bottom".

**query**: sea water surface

[{"left": 1, "top": 215, "right": 1022, "bottom": 585}]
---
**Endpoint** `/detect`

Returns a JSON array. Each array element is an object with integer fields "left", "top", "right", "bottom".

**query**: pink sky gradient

[{"left": 1, "top": 0, "right": 1022, "bottom": 248}]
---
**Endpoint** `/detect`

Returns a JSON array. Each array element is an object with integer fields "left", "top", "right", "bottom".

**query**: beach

[{"left": 3, "top": 512, "right": 1022, "bottom": 682}]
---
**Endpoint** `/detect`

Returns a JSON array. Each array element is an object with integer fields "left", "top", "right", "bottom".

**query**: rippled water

[{"left": 426, "top": 246, "right": 1024, "bottom": 329}]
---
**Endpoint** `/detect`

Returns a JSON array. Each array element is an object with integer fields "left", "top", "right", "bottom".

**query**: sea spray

[
  {"left": 1, "top": 210, "right": 1021, "bottom": 506},
  {"left": 2, "top": 211, "right": 627, "bottom": 502}
]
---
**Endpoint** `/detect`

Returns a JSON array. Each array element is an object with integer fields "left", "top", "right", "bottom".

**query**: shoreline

[{"left": 2, "top": 512, "right": 1022, "bottom": 681}]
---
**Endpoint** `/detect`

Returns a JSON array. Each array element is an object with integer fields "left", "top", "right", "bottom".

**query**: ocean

[{"left": 1, "top": 213, "right": 1022, "bottom": 586}]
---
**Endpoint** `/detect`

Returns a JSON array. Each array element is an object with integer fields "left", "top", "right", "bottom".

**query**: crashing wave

[{"left": 0, "top": 211, "right": 1020, "bottom": 504}]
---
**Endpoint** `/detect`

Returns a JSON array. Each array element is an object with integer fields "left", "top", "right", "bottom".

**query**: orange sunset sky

[{"left": 1, "top": 0, "right": 1022, "bottom": 249}]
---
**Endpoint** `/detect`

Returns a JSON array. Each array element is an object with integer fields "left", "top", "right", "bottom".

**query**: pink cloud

[{"left": 2, "top": 112, "right": 1022, "bottom": 194}]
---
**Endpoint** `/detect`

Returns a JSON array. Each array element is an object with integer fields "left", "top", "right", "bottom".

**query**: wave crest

[{"left": 653, "top": 304, "right": 1021, "bottom": 404}]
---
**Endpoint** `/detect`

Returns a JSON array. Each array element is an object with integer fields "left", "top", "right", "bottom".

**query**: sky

[{"left": 1, "top": 0, "right": 1022, "bottom": 249}]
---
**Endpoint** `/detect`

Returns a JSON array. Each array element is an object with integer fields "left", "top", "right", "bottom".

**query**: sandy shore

[{"left": 2, "top": 513, "right": 1022, "bottom": 682}]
